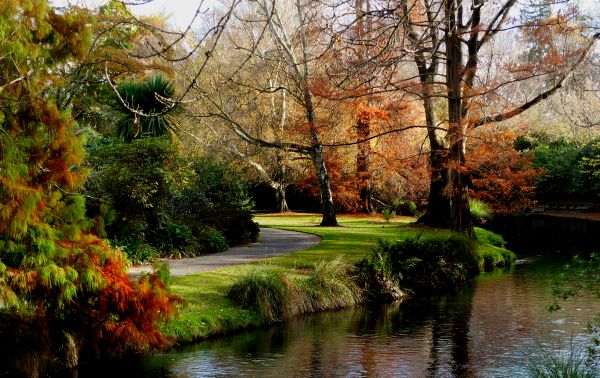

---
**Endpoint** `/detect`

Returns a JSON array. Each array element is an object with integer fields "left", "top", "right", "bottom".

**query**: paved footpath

[{"left": 128, "top": 228, "right": 321, "bottom": 278}]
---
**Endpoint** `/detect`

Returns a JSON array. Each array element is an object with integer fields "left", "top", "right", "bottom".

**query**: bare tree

[{"left": 188, "top": 0, "right": 341, "bottom": 225}]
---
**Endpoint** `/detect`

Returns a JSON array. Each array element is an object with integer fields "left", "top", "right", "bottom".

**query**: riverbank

[{"left": 161, "top": 214, "right": 515, "bottom": 344}]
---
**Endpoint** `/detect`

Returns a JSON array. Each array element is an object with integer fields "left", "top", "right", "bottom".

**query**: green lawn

[{"left": 161, "top": 213, "right": 514, "bottom": 344}]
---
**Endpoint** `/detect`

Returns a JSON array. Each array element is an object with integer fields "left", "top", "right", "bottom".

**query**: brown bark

[
  {"left": 445, "top": 0, "right": 475, "bottom": 239},
  {"left": 355, "top": 0, "right": 375, "bottom": 214},
  {"left": 356, "top": 114, "right": 374, "bottom": 214},
  {"left": 404, "top": 2, "right": 451, "bottom": 228}
]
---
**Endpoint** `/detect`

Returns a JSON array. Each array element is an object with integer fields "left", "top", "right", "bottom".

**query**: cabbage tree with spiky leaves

[{"left": 114, "top": 75, "right": 180, "bottom": 142}]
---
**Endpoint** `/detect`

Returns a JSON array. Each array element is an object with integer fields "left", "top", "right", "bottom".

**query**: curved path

[{"left": 128, "top": 228, "right": 321, "bottom": 278}]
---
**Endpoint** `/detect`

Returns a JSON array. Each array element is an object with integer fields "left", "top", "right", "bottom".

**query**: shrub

[
  {"left": 171, "top": 157, "right": 259, "bottom": 246},
  {"left": 356, "top": 234, "right": 479, "bottom": 300},
  {"left": 150, "top": 223, "right": 196, "bottom": 255},
  {"left": 300, "top": 257, "right": 363, "bottom": 311},
  {"left": 381, "top": 208, "right": 396, "bottom": 223},
  {"left": 85, "top": 137, "right": 179, "bottom": 241},
  {"left": 117, "top": 239, "right": 159, "bottom": 265},
  {"left": 196, "top": 226, "right": 228, "bottom": 254},
  {"left": 388, "top": 199, "right": 418, "bottom": 216}
]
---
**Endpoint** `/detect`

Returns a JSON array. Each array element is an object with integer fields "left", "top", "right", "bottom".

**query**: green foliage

[
  {"left": 226, "top": 265, "right": 293, "bottom": 322},
  {"left": 85, "top": 136, "right": 258, "bottom": 260},
  {"left": 356, "top": 234, "right": 479, "bottom": 299},
  {"left": 114, "top": 75, "right": 180, "bottom": 142},
  {"left": 533, "top": 140, "right": 582, "bottom": 198},
  {"left": 526, "top": 340, "right": 598, "bottom": 378},
  {"left": 388, "top": 199, "right": 418, "bottom": 216},
  {"left": 475, "top": 227, "right": 506, "bottom": 248},
  {"left": 577, "top": 141, "right": 600, "bottom": 195},
  {"left": 549, "top": 253, "right": 600, "bottom": 360},
  {"left": 117, "top": 239, "right": 159, "bottom": 265},
  {"left": 171, "top": 157, "right": 259, "bottom": 246},
  {"left": 530, "top": 137, "right": 600, "bottom": 199},
  {"left": 470, "top": 199, "right": 492, "bottom": 221},
  {"left": 299, "top": 257, "right": 363, "bottom": 311},
  {"left": 381, "top": 208, "right": 396, "bottom": 223},
  {"left": 226, "top": 258, "right": 363, "bottom": 323},
  {"left": 86, "top": 136, "right": 178, "bottom": 241},
  {"left": 196, "top": 226, "right": 229, "bottom": 254},
  {"left": 151, "top": 222, "right": 195, "bottom": 253}
]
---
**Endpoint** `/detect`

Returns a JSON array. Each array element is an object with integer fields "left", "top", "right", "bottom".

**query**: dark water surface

[{"left": 82, "top": 255, "right": 599, "bottom": 377}]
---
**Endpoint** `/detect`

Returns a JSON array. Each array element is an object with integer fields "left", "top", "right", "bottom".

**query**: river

[{"left": 79, "top": 253, "right": 599, "bottom": 377}]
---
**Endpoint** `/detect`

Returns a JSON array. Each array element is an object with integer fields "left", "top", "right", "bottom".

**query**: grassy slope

[{"left": 162, "top": 214, "right": 514, "bottom": 343}]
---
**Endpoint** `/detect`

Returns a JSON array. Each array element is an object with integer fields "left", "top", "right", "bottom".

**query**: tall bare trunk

[
  {"left": 274, "top": 183, "right": 289, "bottom": 212},
  {"left": 304, "top": 86, "right": 338, "bottom": 226},
  {"left": 445, "top": 0, "right": 475, "bottom": 238},
  {"left": 310, "top": 146, "right": 338, "bottom": 226},
  {"left": 355, "top": 0, "right": 375, "bottom": 214},
  {"left": 356, "top": 114, "right": 374, "bottom": 213}
]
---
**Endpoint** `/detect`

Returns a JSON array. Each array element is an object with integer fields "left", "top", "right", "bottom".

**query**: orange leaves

[{"left": 466, "top": 129, "right": 540, "bottom": 213}]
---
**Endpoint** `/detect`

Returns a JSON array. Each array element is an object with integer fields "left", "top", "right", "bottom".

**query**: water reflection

[{"left": 80, "top": 257, "right": 599, "bottom": 377}]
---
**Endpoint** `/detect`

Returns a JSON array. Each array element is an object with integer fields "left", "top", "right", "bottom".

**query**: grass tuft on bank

[{"left": 161, "top": 214, "right": 514, "bottom": 344}]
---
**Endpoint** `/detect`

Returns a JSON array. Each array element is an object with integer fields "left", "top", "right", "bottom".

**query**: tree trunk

[
  {"left": 354, "top": 0, "right": 375, "bottom": 214},
  {"left": 310, "top": 146, "right": 338, "bottom": 226},
  {"left": 445, "top": 0, "right": 475, "bottom": 239},
  {"left": 274, "top": 183, "right": 290, "bottom": 213},
  {"left": 356, "top": 114, "right": 374, "bottom": 214},
  {"left": 419, "top": 148, "right": 451, "bottom": 227}
]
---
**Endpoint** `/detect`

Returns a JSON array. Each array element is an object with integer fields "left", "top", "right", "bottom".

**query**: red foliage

[
  {"left": 466, "top": 129, "right": 540, "bottom": 213},
  {"left": 298, "top": 150, "right": 362, "bottom": 212}
]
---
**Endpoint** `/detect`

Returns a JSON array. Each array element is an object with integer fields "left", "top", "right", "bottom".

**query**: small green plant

[
  {"left": 470, "top": 199, "right": 492, "bottom": 221},
  {"left": 227, "top": 259, "right": 363, "bottom": 323},
  {"left": 381, "top": 208, "right": 396, "bottom": 223},
  {"left": 526, "top": 340, "right": 598, "bottom": 378},
  {"left": 388, "top": 198, "right": 418, "bottom": 216}
]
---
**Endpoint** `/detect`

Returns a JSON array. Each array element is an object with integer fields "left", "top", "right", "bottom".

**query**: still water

[{"left": 86, "top": 255, "right": 599, "bottom": 377}]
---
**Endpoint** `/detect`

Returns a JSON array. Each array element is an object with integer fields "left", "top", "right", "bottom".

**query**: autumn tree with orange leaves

[
  {"left": 331, "top": 0, "right": 599, "bottom": 237},
  {"left": 0, "top": 1, "right": 178, "bottom": 374}
]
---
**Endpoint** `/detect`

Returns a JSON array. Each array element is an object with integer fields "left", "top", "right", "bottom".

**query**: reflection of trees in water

[
  {"left": 81, "top": 260, "right": 600, "bottom": 377},
  {"left": 419, "top": 289, "right": 476, "bottom": 377}
]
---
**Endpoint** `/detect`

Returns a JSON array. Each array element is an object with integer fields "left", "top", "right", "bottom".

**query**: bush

[
  {"left": 381, "top": 208, "right": 396, "bottom": 223},
  {"left": 299, "top": 257, "right": 363, "bottom": 311},
  {"left": 389, "top": 199, "right": 418, "bottom": 216},
  {"left": 150, "top": 223, "right": 196, "bottom": 254},
  {"left": 117, "top": 238, "right": 159, "bottom": 265},
  {"left": 171, "top": 157, "right": 259, "bottom": 246},
  {"left": 85, "top": 137, "right": 179, "bottom": 241},
  {"left": 196, "top": 226, "right": 228, "bottom": 254},
  {"left": 356, "top": 234, "right": 479, "bottom": 300}
]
